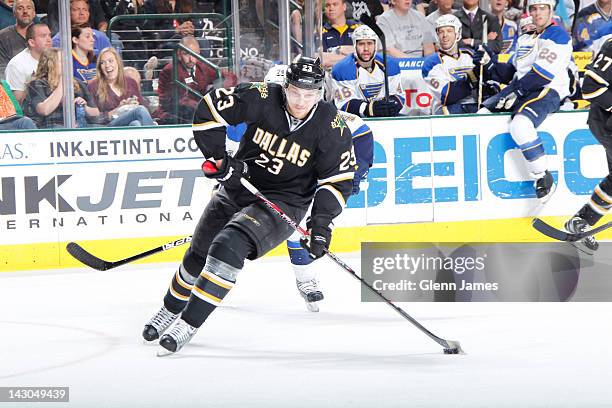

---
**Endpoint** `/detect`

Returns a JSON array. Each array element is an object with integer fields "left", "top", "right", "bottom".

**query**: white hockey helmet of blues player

[
  {"left": 264, "top": 64, "right": 288, "bottom": 86},
  {"left": 434, "top": 14, "right": 462, "bottom": 51},
  {"left": 352, "top": 25, "right": 379, "bottom": 62},
  {"left": 527, "top": 0, "right": 556, "bottom": 23}
]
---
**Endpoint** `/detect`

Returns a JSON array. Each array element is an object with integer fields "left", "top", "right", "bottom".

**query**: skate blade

[
  {"left": 569, "top": 241, "right": 596, "bottom": 256},
  {"left": 305, "top": 302, "right": 319, "bottom": 312},
  {"left": 156, "top": 347, "right": 175, "bottom": 357}
]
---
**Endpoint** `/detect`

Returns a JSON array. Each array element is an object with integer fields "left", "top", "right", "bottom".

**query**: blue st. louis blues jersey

[
  {"left": 501, "top": 17, "right": 519, "bottom": 54},
  {"left": 573, "top": 5, "right": 612, "bottom": 53},
  {"left": 330, "top": 54, "right": 404, "bottom": 111},
  {"left": 508, "top": 24, "right": 572, "bottom": 99},
  {"left": 422, "top": 49, "right": 476, "bottom": 110}
]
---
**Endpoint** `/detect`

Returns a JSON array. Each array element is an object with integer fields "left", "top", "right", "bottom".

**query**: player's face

[
  {"left": 437, "top": 26, "right": 457, "bottom": 50},
  {"left": 356, "top": 39, "right": 376, "bottom": 63},
  {"left": 529, "top": 4, "right": 552, "bottom": 29},
  {"left": 285, "top": 84, "right": 320, "bottom": 119}
]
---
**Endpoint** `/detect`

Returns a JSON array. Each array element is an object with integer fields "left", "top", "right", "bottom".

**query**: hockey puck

[{"left": 443, "top": 348, "right": 459, "bottom": 354}]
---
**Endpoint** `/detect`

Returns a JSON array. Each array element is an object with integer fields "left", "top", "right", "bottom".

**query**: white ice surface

[{"left": 1, "top": 254, "right": 610, "bottom": 407}]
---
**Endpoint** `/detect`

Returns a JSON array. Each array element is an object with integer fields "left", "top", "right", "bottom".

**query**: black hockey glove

[
  {"left": 367, "top": 96, "right": 403, "bottom": 117},
  {"left": 300, "top": 217, "right": 332, "bottom": 260},
  {"left": 202, "top": 155, "right": 248, "bottom": 189}
]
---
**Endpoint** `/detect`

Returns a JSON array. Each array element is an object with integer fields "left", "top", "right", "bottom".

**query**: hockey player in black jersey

[
  {"left": 564, "top": 38, "right": 612, "bottom": 254},
  {"left": 142, "top": 56, "right": 356, "bottom": 355}
]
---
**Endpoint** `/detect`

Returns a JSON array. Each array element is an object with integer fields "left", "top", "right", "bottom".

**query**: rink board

[{"left": 1, "top": 111, "right": 610, "bottom": 271}]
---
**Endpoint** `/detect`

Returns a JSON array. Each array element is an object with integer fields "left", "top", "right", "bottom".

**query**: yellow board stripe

[{"left": 3, "top": 215, "right": 612, "bottom": 272}]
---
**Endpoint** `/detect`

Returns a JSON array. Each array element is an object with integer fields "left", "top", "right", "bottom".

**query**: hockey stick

[
  {"left": 66, "top": 236, "right": 192, "bottom": 271},
  {"left": 359, "top": 13, "right": 390, "bottom": 102},
  {"left": 532, "top": 218, "right": 612, "bottom": 242},
  {"left": 570, "top": 0, "right": 581, "bottom": 36},
  {"left": 209, "top": 163, "right": 463, "bottom": 354}
]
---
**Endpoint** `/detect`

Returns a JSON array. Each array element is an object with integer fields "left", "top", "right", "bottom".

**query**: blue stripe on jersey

[
  {"left": 351, "top": 124, "right": 371, "bottom": 139},
  {"left": 532, "top": 63, "right": 554, "bottom": 81},
  {"left": 540, "top": 24, "right": 571, "bottom": 45},
  {"left": 592, "top": 21, "right": 612, "bottom": 42},
  {"left": 519, "top": 137, "right": 545, "bottom": 162},
  {"left": 421, "top": 53, "right": 443, "bottom": 78}
]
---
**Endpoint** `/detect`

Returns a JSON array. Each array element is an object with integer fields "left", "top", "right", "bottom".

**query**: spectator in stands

[
  {"left": 455, "top": 0, "right": 503, "bottom": 53},
  {"left": 427, "top": 0, "right": 455, "bottom": 28},
  {"left": 490, "top": 0, "right": 518, "bottom": 53},
  {"left": 331, "top": 25, "right": 405, "bottom": 117},
  {"left": 377, "top": 0, "right": 436, "bottom": 57},
  {"left": 573, "top": 0, "right": 612, "bottom": 53},
  {"left": 423, "top": 14, "right": 487, "bottom": 114},
  {"left": 5, "top": 22, "right": 51, "bottom": 103},
  {"left": 47, "top": 0, "right": 107, "bottom": 34},
  {"left": 0, "top": 0, "right": 35, "bottom": 78},
  {"left": 155, "top": 36, "right": 237, "bottom": 124},
  {"left": 1, "top": 0, "right": 16, "bottom": 31},
  {"left": 0, "top": 78, "right": 36, "bottom": 129},
  {"left": 290, "top": 0, "right": 304, "bottom": 46},
  {"left": 88, "top": 47, "right": 155, "bottom": 126},
  {"left": 52, "top": 0, "right": 112, "bottom": 56},
  {"left": 71, "top": 24, "right": 96, "bottom": 82},
  {"left": 24, "top": 48, "right": 99, "bottom": 128},
  {"left": 320, "top": 0, "right": 360, "bottom": 67}
]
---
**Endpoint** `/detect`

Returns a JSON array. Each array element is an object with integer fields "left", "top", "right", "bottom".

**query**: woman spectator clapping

[
  {"left": 87, "top": 47, "right": 155, "bottom": 126},
  {"left": 24, "top": 47, "right": 99, "bottom": 128}
]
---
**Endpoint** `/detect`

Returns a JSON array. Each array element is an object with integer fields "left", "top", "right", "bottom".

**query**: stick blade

[
  {"left": 532, "top": 218, "right": 572, "bottom": 241},
  {"left": 66, "top": 242, "right": 111, "bottom": 271},
  {"left": 443, "top": 340, "right": 465, "bottom": 355}
]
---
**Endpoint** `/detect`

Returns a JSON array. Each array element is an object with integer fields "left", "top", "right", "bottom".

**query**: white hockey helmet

[
  {"left": 352, "top": 24, "right": 379, "bottom": 48},
  {"left": 264, "top": 64, "right": 288, "bottom": 86},
  {"left": 519, "top": 14, "right": 535, "bottom": 32},
  {"left": 352, "top": 24, "right": 379, "bottom": 62},
  {"left": 434, "top": 14, "right": 462, "bottom": 51},
  {"left": 526, "top": 0, "right": 556, "bottom": 10}
]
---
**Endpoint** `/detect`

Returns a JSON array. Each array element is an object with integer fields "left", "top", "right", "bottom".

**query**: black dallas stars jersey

[
  {"left": 192, "top": 82, "right": 356, "bottom": 220},
  {"left": 583, "top": 38, "right": 612, "bottom": 141}
]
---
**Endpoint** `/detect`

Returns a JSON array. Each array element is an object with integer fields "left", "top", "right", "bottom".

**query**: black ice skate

[
  {"left": 296, "top": 279, "right": 324, "bottom": 312},
  {"left": 142, "top": 306, "right": 179, "bottom": 342},
  {"left": 157, "top": 318, "right": 198, "bottom": 356},
  {"left": 565, "top": 216, "right": 599, "bottom": 255},
  {"left": 534, "top": 170, "right": 556, "bottom": 203}
]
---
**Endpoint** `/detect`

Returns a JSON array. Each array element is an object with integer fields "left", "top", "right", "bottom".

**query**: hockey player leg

[
  {"left": 142, "top": 248, "right": 203, "bottom": 342},
  {"left": 158, "top": 227, "right": 253, "bottom": 355},
  {"left": 287, "top": 231, "right": 323, "bottom": 312},
  {"left": 509, "top": 114, "right": 556, "bottom": 203},
  {"left": 564, "top": 174, "right": 612, "bottom": 254},
  {"left": 144, "top": 190, "right": 239, "bottom": 342}
]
